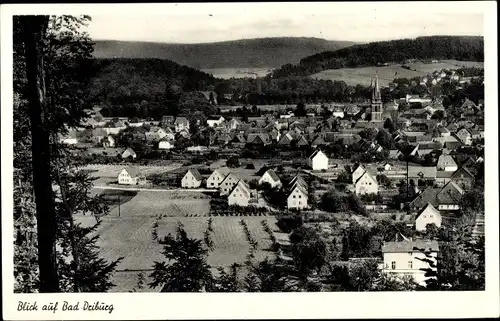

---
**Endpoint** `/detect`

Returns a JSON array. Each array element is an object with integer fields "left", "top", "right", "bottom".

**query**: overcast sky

[{"left": 85, "top": 2, "right": 484, "bottom": 43}]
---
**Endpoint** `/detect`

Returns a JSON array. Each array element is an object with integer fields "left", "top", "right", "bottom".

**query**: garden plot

[{"left": 74, "top": 214, "right": 286, "bottom": 292}]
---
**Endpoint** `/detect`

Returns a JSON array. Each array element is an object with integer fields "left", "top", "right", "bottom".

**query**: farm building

[
  {"left": 258, "top": 169, "right": 281, "bottom": 188},
  {"left": 207, "top": 115, "right": 225, "bottom": 128},
  {"left": 308, "top": 150, "right": 329, "bottom": 170},
  {"left": 415, "top": 203, "right": 442, "bottom": 232},
  {"left": 118, "top": 167, "right": 146, "bottom": 185},
  {"left": 228, "top": 181, "right": 252, "bottom": 207},
  {"left": 352, "top": 164, "right": 366, "bottom": 184},
  {"left": 181, "top": 169, "right": 203, "bottom": 188},
  {"left": 122, "top": 148, "right": 137, "bottom": 159}
]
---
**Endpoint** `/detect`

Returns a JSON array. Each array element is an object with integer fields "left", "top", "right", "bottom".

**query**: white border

[{"left": 1, "top": 2, "right": 499, "bottom": 320}]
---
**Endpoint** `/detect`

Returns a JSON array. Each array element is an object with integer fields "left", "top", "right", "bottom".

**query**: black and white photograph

[{"left": 1, "top": 2, "right": 499, "bottom": 320}]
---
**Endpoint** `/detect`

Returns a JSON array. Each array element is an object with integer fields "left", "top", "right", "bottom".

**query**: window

[
  {"left": 299, "top": 201, "right": 301, "bottom": 205},
  {"left": 299, "top": 195, "right": 302, "bottom": 199},
  {"left": 293, "top": 195, "right": 296, "bottom": 199},
  {"left": 408, "top": 261, "right": 413, "bottom": 269},
  {"left": 211, "top": 183, "right": 214, "bottom": 186},
  {"left": 391, "top": 261, "right": 396, "bottom": 270}
]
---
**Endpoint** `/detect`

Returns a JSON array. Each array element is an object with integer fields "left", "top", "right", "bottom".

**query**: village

[{"left": 59, "top": 69, "right": 485, "bottom": 289}]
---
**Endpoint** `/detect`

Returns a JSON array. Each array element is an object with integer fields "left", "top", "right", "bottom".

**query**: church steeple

[{"left": 370, "top": 75, "right": 383, "bottom": 121}]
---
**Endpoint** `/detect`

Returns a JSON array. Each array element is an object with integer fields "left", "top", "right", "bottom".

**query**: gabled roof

[
  {"left": 309, "top": 150, "right": 327, "bottom": 160},
  {"left": 451, "top": 166, "right": 474, "bottom": 180},
  {"left": 263, "top": 169, "right": 280, "bottom": 182},
  {"left": 355, "top": 170, "right": 377, "bottom": 185},
  {"left": 123, "top": 166, "right": 141, "bottom": 178},
  {"left": 186, "top": 168, "right": 203, "bottom": 181},
  {"left": 382, "top": 239, "right": 439, "bottom": 253},
  {"left": 174, "top": 117, "right": 189, "bottom": 125},
  {"left": 230, "top": 180, "right": 251, "bottom": 199},
  {"left": 415, "top": 203, "right": 441, "bottom": 221},
  {"left": 289, "top": 175, "right": 307, "bottom": 189},
  {"left": 221, "top": 172, "right": 241, "bottom": 185},
  {"left": 288, "top": 183, "right": 308, "bottom": 197}
]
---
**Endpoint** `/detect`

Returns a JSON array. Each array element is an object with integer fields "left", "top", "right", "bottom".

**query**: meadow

[
  {"left": 75, "top": 212, "right": 284, "bottom": 292},
  {"left": 310, "top": 60, "right": 484, "bottom": 87},
  {"left": 202, "top": 67, "right": 274, "bottom": 79}
]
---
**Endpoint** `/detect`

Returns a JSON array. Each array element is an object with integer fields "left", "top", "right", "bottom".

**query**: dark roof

[
  {"left": 264, "top": 169, "right": 280, "bottom": 182},
  {"left": 382, "top": 239, "right": 439, "bottom": 253},
  {"left": 187, "top": 168, "right": 203, "bottom": 181},
  {"left": 124, "top": 166, "right": 141, "bottom": 178}
]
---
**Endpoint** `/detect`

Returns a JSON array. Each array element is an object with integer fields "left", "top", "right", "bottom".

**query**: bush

[
  {"left": 276, "top": 215, "right": 304, "bottom": 233},
  {"left": 226, "top": 156, "right": 240, "bottom": 168},
  {"left": 245, "top": 163, "right": 255, "bottom": 169}
]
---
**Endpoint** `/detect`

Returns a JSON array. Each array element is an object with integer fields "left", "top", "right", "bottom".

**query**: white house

[
  {"left": 308, "top": 150, "right": 329, "bottom": 171},
  {"left": 122, "top": 148, "right": 137, "bottom": 159},
  {"left": 118, "top": 167, "right": 145, "bottom": 185},
  {"left": 382, "top": 238, "right": 439, "bottom": 285},
  {"left": 354, "top": 171, "right": 379, "bottom": 195},
  {"left": 352, "top": 164, "right": 366, "bottom": 184},
  {"left": 174, "top": 117, "right": 190, "bottom": 133},
  {"left": 207, "top": 115, "right": 225, "bottom": 128},
  {"left": 287, "top": 184, "right": 308, "bottom": 210},
  {"left": 456, "top": 128, "right": 476, "bottom": 145},
  {"left": 259, "top": 169, "right": 282, "bottom": 188},
  {"left": 436, "top": 154, "right": 458, "bottom": 172},
  {"left": 181, "top": 169, "right": 203, "bottom": 188},
  {"left": 206, "top": 168, "right": 228, "bottom": 188},
  {"left": 219, "top": 173, "right": 241, "bottom": 196},
  {"left": 158, "top": 139, "right": 175, "bottom": 150},
  {"left": 59, "top": 130, "right": 79, "bottom": 145},
  {"left": 415, "top": 203, "right": 442, "bottom": 232},
  {"left": 103, "top": 135, "right": 115, "bottom": 148},
  {"left": 228, "top": 180, "right": 252, "bottom": 207}
]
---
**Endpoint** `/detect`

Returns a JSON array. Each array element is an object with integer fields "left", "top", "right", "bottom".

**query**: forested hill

[
  {"left": 270, "top": 36, "right": 484, "bottom": 78},
  {"left": 88, "top": 58, "right": 221, "bottom": 118},
  {"left": 93, "top": 37, "right": 356, "bottom": 69}
]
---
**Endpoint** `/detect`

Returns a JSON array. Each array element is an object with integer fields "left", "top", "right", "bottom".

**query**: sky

[{"left": 84, "top": 3, "right": 484, "bottom": 44}]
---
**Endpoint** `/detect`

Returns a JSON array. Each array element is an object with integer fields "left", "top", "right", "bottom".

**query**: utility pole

[{"left": 118, "top": 195, "right": 121, "bottom": 217}]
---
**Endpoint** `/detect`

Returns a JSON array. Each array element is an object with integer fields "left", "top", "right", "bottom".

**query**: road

[{"left": 93, "top": 185, "right": 218, "bottom": 193}]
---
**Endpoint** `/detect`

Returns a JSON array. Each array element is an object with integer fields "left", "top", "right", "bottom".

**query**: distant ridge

[
  {"left": 93, "top": 37, "right": 356, "bottom": 69},
  {"left": 269, "top": 35, "right": 484, "bottom": 78}
]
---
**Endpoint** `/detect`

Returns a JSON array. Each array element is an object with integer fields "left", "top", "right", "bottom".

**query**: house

[
  {"left": 287, "top": 184, "right": 308, "bottom": 210},
  {"left": 145, "top": 127, "right": 168, "bottom": 142},
  {"left": 352, "top": 164, "right": 366, "bottom": 184},
  {"left": 174, "top": 117, "right": 190, "bottom": 133},
  {"left": 181, "top": 169, "right": 203, "bottom": 188},
  {"left": 91, "top": 128, "right": 107, "bottom": 143},
  {"left": 450, "top": 167, "right": 475, "bottom": 190},
  {"left": 296, "top": 135, "right": 309, "bottom": 147},
  {"left": 219, "top": 173, "right": 241, "bottom": 196},
  {"left": 161, "top": 115, "right": 176, "bottom": 127},
  {"left": 435, "top": 181, "right": 464, "bottom": 211},
  {"left": 436, "top": 154, "right": 458, "bottom": 172},
  {"left": 158, "top": 138, "right": 175, "bottom": 150},
  {"left": 308, "top": 150, "right": 329, "bottom": 171},
  {"left": 207, "top": 115, "right": 225, "bottom": 128},
  {"left": 278, "top": 132, "right": 294, "bottom": 146},
  {"left": 259, "top": 169, "right": 281, "bottom": 189},
  {"left": 246, "top": 133, "right": 271, "bottom": 146},
  {"left": 206, "top": 168, "right": 228, "bottom": 188},
  {"left": 382, "top": 238, "right": 439, "bottom": 285},
  {"left": 354, "top": 171, "right": 379, "bottom": 195},
  {"left": 289, "top": 175, "right": 308, "bottom": 191},
  {"left": 461, "top": 98, "right": 477, "bottom": 110},
  {"left": 227, "top": 118, "right": 244, "bottom": 130},
  {"left": 118, "top": 167, "right": 145, "bottom": 185},
  {"left": 408, "top": 166, "right": 437, "bottom": 184},
  {"left": 121, "top": 148, "right": 137, "bottom": 159},
  {"left": 103, "top": 135, "right": 115, "bottom": 148},
  {"left": 228, "top": 180, "right": 252, "bottom": 207},
  {"left": 436, "top": 170, "right": 454, "bottom": 187},
  {"left": 415, "top": 203, "right": 442, "bottom": 231},
  {"left": 59, "top": 130, "right": 79, "bottom": 145}
]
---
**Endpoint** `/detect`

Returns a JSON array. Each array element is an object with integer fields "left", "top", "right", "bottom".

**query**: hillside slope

[
  {"left": 270, "top": 36, "right": 484, "bottom": 78},
  {"left": 93, "top": 37, "right": 356, "bottom": 69}
]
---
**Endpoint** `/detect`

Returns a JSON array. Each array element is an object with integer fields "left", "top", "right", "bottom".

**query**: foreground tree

[
  {"left": 149, "top": 225, "right": 213, "bottom": 292},
  {"left": 14, "top": 15, "right": 122, "bottom": 293}
]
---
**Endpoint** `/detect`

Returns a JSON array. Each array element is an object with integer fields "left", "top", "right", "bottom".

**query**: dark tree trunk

[{"left": 22, "top": 15, "right": 60, "bottom": 292}]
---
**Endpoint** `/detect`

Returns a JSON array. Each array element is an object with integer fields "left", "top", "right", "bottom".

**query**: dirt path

[{"left": 93, "top": 185, "right": 218, "bottom": 193}]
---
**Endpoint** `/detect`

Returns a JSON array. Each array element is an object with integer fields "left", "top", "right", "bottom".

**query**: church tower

[{"left": 371, "top": 75, "right": 383, "bottom": 121}]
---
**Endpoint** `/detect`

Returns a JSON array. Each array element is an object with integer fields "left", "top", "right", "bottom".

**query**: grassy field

[
  {"left": 201, "top": 67, "right": 273, "bottom": 79},
  {"left": 75, "top": 214, "right": 284, "bottom": 292},
  {"left": 84, "top": 163, "right": 184, "bottom": 186},
  {"left": 311, "top": 60, "right": 484, "bottom": 87}
]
